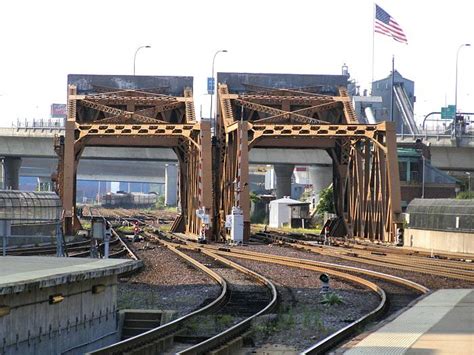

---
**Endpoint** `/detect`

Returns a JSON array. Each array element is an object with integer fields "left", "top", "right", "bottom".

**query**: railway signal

[{"left": 320, "top": 273, "right": 330, "bottom": 293}]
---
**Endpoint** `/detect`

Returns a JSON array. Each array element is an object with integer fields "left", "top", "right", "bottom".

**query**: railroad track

[
  {"left": 88, "top": 234, "right": 277, "bottom": 355},
  {"left": 80, "top": 212, "right": 432, "bottom": 353},
  {"left": 254, "top": 231, "right": 474, "bottom": 283},
  {"left": 142, "top": 230, "right": 429, "bottom": 354},
  {"left": 257, "top": 228, "right": 474, "bottom": 262},
  {"left": 84, "top": 208, "right": 141, "bottom": 261}
]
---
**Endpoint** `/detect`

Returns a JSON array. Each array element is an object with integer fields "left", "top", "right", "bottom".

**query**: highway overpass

[{"left": 1, "top": 127, "right": 474, "bottom": 191}]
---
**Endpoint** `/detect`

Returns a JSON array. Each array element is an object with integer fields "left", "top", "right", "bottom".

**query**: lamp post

[
  {"left": 421, "top": 155, "right": 425, "bottom": 199},
  {"left": 455, "top": 43, "right": 471, "bottom": 112},
  {"left": 133, "top": 45, "right": 151, "bottom": 76},
  {"left": 467, "top": 172, "right": 471, "bottom": 194},
  {"left": 209, "top": 49, "right": 228, "bottom": 121}
]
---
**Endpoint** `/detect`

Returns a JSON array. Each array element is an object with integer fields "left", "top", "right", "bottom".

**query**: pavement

[{"left": 343, "top": 289, "right": 474, "bottom": 354}]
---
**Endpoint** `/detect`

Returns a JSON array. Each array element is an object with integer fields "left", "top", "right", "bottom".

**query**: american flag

[{"left": 375, "top": 4, "right": 408, "bottom": 44}]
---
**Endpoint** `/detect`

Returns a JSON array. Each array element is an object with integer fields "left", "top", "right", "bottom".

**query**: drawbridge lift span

[
  {"left": 55, "top": 75, "right": 212, "bottom": 237},
  {"left": 214, "top": 73, "right": 402, "bottom": 243}
]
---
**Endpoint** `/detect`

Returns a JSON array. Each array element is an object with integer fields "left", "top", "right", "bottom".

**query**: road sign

[
  {"left": 441, "top": 105, "right": 456, "bottom": 119},
  {"left": 207, "top": 77, "right": 215, "bottom": 95}
]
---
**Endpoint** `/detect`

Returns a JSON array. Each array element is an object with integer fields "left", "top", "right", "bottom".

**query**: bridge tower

[
  {"left": 214, "top": 73, "right": 402, "bottom": 243},
  {"left": 54, "top": 75, "right": 212, "bottom": 237}
]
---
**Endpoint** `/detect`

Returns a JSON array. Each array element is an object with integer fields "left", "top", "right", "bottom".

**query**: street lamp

[
  {"left": 455, "top": 43, "right": 471, "bottom": 113},
  {"left": 467, "top": 172, "right": 471, "bottom": 193},
  {"left": 133, "top": 45, "right": 151, "bottom": 76},
  {"left": 209, "top": 49, "right": 228, "bottom": 121}
]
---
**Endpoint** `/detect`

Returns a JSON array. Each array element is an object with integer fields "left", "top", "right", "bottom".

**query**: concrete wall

[
  {"left": 405, "top": 228, "right": 474, "bottom": 254},
  {"left": 0, "top": 275, "right": 120, "bottom": 355}
]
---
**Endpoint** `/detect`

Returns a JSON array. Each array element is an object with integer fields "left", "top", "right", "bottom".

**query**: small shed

[
  {"left": 269, "top": 197, "right": 301, "bottom": 228},
  {"left": 288, "top": 202, "right": 311, "bottom": 228}
]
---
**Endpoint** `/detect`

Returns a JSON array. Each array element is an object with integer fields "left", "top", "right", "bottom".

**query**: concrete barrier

[{"left": 405, "top": 228, "right": 474, "bottom": 254}]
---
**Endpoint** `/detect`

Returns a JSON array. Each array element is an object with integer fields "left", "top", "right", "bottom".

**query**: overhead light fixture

[
  {"left": 49, "top": 294, "right": 64, "bottom": 304},
  {"left": 0, "top": 305, "right": 10, "bottom": 317},
  {"left": 92, "top": 284, "right": 106, "bottom": 294}
]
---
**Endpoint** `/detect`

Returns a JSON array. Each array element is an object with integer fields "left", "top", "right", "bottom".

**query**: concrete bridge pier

[
  {"left": 274, "top": 164, "right": 294, "bottom": 198},
  {"left": 3, "top": 157, "right": 22, "bottom": 190},
  {"left": 309, "top": 164, "right": 333, "bottom": 204},
  {"left": 165, "top": 163, "right": 178, "bottom": 206}
]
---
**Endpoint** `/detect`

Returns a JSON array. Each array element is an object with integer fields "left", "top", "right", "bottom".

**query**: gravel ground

[
  {"left": 224, "top": 255, "right": 380, "bottom": 352},
  {"left": 238, "top": 243, "right": 474, "bottom": 289},
  {"left": 117, "top": 241, "right": 221, "bottom": 316}
]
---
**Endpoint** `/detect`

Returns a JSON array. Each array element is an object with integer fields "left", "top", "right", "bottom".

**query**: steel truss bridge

[{"left": 56, "top": 73, "right": 402, "bottom": 243}]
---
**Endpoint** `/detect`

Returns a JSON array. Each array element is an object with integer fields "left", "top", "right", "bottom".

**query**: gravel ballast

[{"left": 117, "top": 242, "right": 221, "bottom": 316}]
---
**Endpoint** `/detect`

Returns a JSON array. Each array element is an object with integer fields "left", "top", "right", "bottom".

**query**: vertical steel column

[
  {"left": 200, "top": 120, "right": 214, "bottom": 239},
  {"left": 383, "top": 121, "right": 402, "bottom": 242},
  {"left": 238, "top": 121, "right": 250, "bottom": 241},
  {"left": 63, "top": 85, "right": 77, "bottom": 235}
]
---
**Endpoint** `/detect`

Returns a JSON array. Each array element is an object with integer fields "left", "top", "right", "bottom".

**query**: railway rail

[
  {"left": 145, "top": 230, "right": 429, "bottom": 354},
  {"left": 88, "top": 235, "right": 277, "bottom": 355},
  {"left": 254, "top": 231, "right": 474, "bottom": 283},
  {"left": 256, "top": 229, "right": 474, "bottom": 262},
  {"left": 69, "top": 209, "right": 467, "bottom": 352}
]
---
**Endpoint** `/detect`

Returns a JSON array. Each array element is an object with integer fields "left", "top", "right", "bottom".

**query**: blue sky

[{"left": 0, "top": 0, "right": 472, "bottom": 126}]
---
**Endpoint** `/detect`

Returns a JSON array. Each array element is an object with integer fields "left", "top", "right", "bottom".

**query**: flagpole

[
  {"left": 371, "top": 2, "right": 376, "bottom": 90},
  {"left": 390, "top": 54, "right": 395, "bottom": 122}
]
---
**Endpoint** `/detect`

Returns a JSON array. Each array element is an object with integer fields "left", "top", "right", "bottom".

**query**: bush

[
  {"left": 320, "top": 292, "right": 344, "bottom": 306},
  {"left": 155, "top": 195, "right": 166, "bottom": 209},
  {"left": 316, "top": 186, "right": 335, "bottom": 215},
  {"left": 456, "top": 191, "right": 474, "bottom": 199}
]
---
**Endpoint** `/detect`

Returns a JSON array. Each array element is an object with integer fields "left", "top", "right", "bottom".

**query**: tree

[{"left": 316, "top": 186, "right": 335, "bottom": 215}]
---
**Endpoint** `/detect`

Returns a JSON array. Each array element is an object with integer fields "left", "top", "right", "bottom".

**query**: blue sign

[{"left": 207, "top": 77, "right": 215, "bottom": 95}]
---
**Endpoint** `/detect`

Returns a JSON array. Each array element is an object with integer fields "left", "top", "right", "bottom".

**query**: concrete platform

[
  {"left": 343, "top": 289, "right": 474, "bottom": 354},
  {"left": 0, "top": 256, "right": 141, "bottom": 294},
  {"left": 0, "top": 256, "right": 142, "bottom": 355}
]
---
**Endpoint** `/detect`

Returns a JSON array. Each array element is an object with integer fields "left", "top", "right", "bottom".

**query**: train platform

[
  {"left": 342, "top": 289, "right": 474, "bottom": 354},
  {"left": 0, "top": 256, "right": 141, "bottom": 293},
  {"left": 0, "top": 256, "right": 142, "bottom": 354}
]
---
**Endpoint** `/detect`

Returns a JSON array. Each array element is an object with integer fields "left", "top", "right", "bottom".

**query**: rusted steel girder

[
  {"left": 215, "top": 79, "right": 401, "bottom": 243},
  {"left": 56, "top": 77, "right": 210, "bottom": 238}
]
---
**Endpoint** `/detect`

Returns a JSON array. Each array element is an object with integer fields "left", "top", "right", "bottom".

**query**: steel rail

[
  {"left": 335, "top": 239, "right": 474, "bottom": 266},
  {"left": 293, "top": 243, "right": 474, "bottom": 282},
  {"left": 146, "top": 229, "right": 429, "bottom": 354},
  {"left": 258, "top": 229, "right": 474, "bottom": 264},
  {"left": 255, "top": 232, "right": 474, "bottom": 282},
  {"left": 157, "top": 236, "right": 422, "bottom": 355},
  {"left": 87, "top": 242, "right": 228, "bottom": 355},
  {"left": 175, "top": 247, "right": 278, "bottom": 355}
]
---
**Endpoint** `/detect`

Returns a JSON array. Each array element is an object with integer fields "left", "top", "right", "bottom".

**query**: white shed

[{"left": 269, "top": 196, "right": 301, "bottom": 228}]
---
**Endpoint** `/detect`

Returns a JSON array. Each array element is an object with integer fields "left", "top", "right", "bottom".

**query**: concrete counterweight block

[{"left": 274, "top": 164, "right": 294, "bottom": 199}]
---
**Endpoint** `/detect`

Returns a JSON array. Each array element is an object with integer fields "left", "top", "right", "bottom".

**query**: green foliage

[
  {"left": 81, "top": 221, "right": 91, "bottom": 230},
  {"left": 320, "top": 292, "right": 344, "bottom": 306},
  {"left": 117, "top": 225, "right": 135, "bottom": 233},
  {"left": 215, "top": 314, "right": 233, "bottom": 329},
  {"left": 299, "top": 189, "right": 312, "bottom": 202},
  {"left": 249, "top": 191, "right": 261, "bottom": 203},
  {"left": 316, "top": 186, "right": 335, "bottom": 215},
  {"left": 155, "top": 195, "right": 166, "bottom": 209},
  {"left": 456, "top": 191, "right": 474, "bottom": 199}
]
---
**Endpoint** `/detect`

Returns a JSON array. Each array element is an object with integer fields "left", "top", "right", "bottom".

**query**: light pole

[
  {"left": 133, "top": 45, "right": 151, "bottom": 76},
  {"left": 467, "top": 172, "right": 471, "bottom": 194},
  {"left": 421, "top": 155, "right": 425, "bottom": 199},
  {"left": 455, "top": 43, "right": 471, "bottom": 112},
  {"left": 209, "top": 49, "right": 228, "bottom": 121}
]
